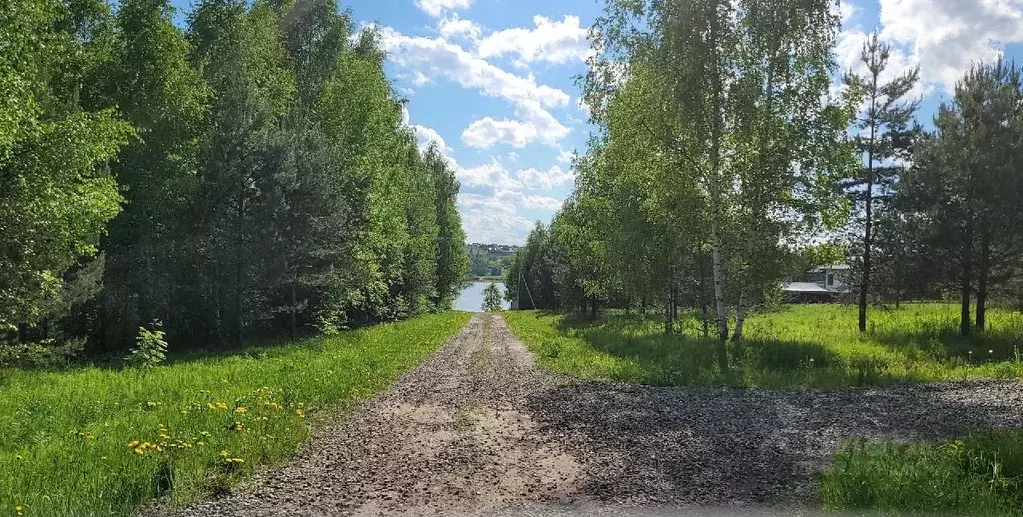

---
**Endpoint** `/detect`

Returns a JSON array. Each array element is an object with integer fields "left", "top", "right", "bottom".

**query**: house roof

[
  {"left": 782, "top": 282, "right": 834, "bottom": 293},
  {"left": 809, "top": 263, "right": 852, "bottom": 273}
]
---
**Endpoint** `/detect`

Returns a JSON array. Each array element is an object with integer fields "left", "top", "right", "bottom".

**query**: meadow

[
  {"left": 503, "top": 303, "right": 1023, "bottom": 389},
  {"left": 0, "top": 312, "right": 469, "bottom": 517}
]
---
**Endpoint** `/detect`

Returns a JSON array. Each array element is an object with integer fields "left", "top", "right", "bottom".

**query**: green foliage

[
  {"left": 503, "top": 303, "right": 1023, "bottom": 389},
  {"left": 0, "top": 312, "right": 469, "bottom": 516},
  {"left": 0, "top": 339, "right": 85, "bottom": 370},
  {"left": 124, "top": 323, "right": 168, "bottom": 370},
  {"left": 481, "top": 283, "right": 502, "bottom": 312},
  {"left": 2, "top": 0, "right": 470, "bottom": 353},
  {"left": 822, "top": 432, "right": 1023, "bottom": 516}
]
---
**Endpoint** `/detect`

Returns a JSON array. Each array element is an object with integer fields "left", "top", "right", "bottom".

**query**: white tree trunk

[
  {"left": 709, "top": 197, "right": 728, "bottom": 343},
  {"left": 732, "top": 290, "right": 747, "bottom": 342}
]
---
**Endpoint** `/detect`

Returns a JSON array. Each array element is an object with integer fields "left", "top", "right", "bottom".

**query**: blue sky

[{"left": 170, "top": 0, "right": 1023, "bottom": 245}]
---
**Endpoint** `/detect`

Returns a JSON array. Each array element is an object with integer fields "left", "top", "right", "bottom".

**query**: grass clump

[
  {"left": 503, "top": 303, "right": 1023, "bottom": 389},
  {"left": 0, "top": 311, "right": 469, "bottom": 516},
  {"left": 821, "top": 432, "right": 1023, "bottom": 516}
]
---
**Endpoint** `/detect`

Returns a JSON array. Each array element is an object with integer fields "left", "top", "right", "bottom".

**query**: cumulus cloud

[
  {"left": 415, "top": 0, "right": 472, "bottom": 18},
  {"left": 555, "top": 149, "right": 574, "bottom": 164},
  {"left": 458, "top": 192, "right": 536, "bottom": 244},
  {"left": 495, "top": 189, "right": 563, "bottom": 211},
  {"left": 455, "top": 159, "right": 524, "bottom": 190},
  {"left": 874, "top": 0, "right": 1023, "bottom": 92},
  {"left": 476, "top": 15, "right": 592, "bottom": 66},
  {"left": 438, "top": 13, "right": 482, "bottom": 40},
  {"left": 516, "top": 165, "right": 575, "bottom": 190},
  {"left": 412, "top": 125, "right": 453, "bottom": 155},
  {"left": 462, "top": 99, "right": 571, "bottom": 148},
  {"left": 373, "top": 26, "right": 570, "bottom": 109}
]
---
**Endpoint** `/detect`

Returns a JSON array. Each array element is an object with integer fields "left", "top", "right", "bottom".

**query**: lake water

[{"left": 454, "top": 281, "right": 510, "bottom": 312}]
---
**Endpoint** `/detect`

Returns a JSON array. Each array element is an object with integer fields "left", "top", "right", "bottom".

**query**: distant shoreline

[{"left": 469, "top": 276, "right": 505, "bottom": 282}]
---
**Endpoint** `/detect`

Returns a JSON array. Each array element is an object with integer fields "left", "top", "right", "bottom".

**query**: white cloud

[
  {"left": 461, "top": 99, "right": 571, "bottom": 148},
  {"left": 555, "top": 149, "right": 573, "bottom": 164},
  {"left": 415, "top": 0, "right": 472, "bottom": 18},
  {"left": 374, "top": 26, "right": 570, "bottom": 109},
  {"left": 476, "top": 15, "right": 592, "bottom": 66},
  {"left": 458, "top": 192, "right": 535, "bottom": 244},
  {"left": 838, "top": 0, "right": 859, "bottom": 25},
  {"left": 876, "top": 0, "right": 1023, "bottom": 92},
  {"left": 412, "top": 125, "right": 453, "bottom": 155},
  {"left": 438, "top": 13, "right": 481, "bottom": 40},
  {"left": 516, "top": 165, "right": 575, "bottom": 190},
  {"left": 507, "top": 152, "right": 520, "bottom": 163},
  {"left": 462, "top": 118, "right": 535, "bottom": 148},
  {"left": 495, "top": 189, "right": 563, "bottom": 211},
  {"left": 455, "top": 159, "right": 523, "bottom": 190}
]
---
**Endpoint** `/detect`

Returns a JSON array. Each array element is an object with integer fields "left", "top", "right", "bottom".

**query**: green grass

[
  {"left": 503, "top": 303, "right": 1023, "bottom": 389},
  {"left": 0, "top": 311, "right": 469, "bottom": 517},
  {"left": 821, "top": 432, "right": 1023, "bottom": 516}
]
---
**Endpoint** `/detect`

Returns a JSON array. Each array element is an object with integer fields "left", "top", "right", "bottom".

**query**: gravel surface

[{"left": 173, "top": 314, "right": 1023, "bottom": 516}]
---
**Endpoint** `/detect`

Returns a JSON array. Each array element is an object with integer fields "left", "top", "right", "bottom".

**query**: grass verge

[
  {"left": 502, "top": 303, "right": 1023, "bottom": 389},
  {"left": 0, "top": 311, "right": 470, "bottom": 516},
  {"left": 821, "top": 432, "right": 1023, "bottom": 516}
]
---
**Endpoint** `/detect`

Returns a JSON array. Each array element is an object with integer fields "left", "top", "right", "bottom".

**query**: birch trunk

[
  {"left": 708, "top": 7, "right": 728, "bottom": 371},
  {"left": 731, "top": 290, "right": 747, "bottom": 342}
]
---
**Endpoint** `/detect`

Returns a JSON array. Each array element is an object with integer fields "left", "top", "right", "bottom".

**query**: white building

[{"left": 782, "top": 263, "right": 852, "bottom": 302}]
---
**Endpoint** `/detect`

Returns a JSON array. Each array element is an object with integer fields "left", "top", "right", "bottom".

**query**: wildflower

[
  {"left": 16, "top": 505, "right": 24, "bottom": 516},
  {"left": 295, "top": 409, "right": 305, "bottom": 419},
  {"left": 229, "top": 421, "right": 245, "bottom": 432},
  {"left": 127, "top": 440, "right": 140, "bottom": 448},
  {"left": 159, "top": 433, "right": 170, "bottom": 440},
  {"left": 199, "top": 431, "right": 211, "bottom": 437},
  {"left": 234, "top": 407, "right": 247, "bottom": 414}
]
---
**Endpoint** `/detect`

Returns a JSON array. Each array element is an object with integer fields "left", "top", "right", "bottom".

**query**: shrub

[
  {"left": 0, "top": 338, "right": 85, "bottom": 369},
  {"left": 124, "top": 322, "right": 168, "bottom": 370}
]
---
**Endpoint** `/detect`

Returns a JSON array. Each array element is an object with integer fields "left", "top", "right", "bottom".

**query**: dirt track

[{"left": 176, "top": 313, "right": 1023, "bottom": 516}]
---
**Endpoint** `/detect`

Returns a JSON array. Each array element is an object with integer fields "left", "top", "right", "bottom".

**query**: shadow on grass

[{"left": 537, "top": 311, "right": 911, "bottom": 388}]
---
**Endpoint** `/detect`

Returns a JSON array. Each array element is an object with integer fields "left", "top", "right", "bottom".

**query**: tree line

[
  {"left": 1, "top": 0, "right": 470, "bottom": 358},
  {"left": 505, "top": 0, "right": 1023, "bottom": 368}
]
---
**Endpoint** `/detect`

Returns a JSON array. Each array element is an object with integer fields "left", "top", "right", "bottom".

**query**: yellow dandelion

[
  {"left": 234, "top": 407, "right": 247, "bottom": 414},
  {"left": 295, "top": 409, "right": 305, "bottom": 419},
  {"left": 127, "top": 440, "right": 140, "bottom": 448}
]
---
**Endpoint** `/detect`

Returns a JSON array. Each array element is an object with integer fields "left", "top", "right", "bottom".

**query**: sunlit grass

[
  {"left": 0, "top": 311, "right": 470, "bottom": 516},
  {"left": 503, "top": 303, "right": 1023, "bottom": 389},
  {"left": 822, "top": 431, "right": 1023, "bottom": 516}
]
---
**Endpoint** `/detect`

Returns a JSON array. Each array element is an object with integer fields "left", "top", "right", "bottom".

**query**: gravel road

[{"left": 176, "top": 313, "right": 1023, "bottom": 516}]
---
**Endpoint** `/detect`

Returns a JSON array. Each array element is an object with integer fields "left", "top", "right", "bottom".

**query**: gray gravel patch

[{"left": 168, "top": 314, "right": 1023, "bottom": 516}]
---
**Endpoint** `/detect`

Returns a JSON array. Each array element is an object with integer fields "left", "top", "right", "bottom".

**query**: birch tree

[{"left": 584, "top": 0, "right": 849, "bottom": 368}]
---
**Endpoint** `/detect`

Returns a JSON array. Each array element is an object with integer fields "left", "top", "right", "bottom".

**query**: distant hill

[{"left": 468, "top": 243, "right": 519, "bottom": 278}]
